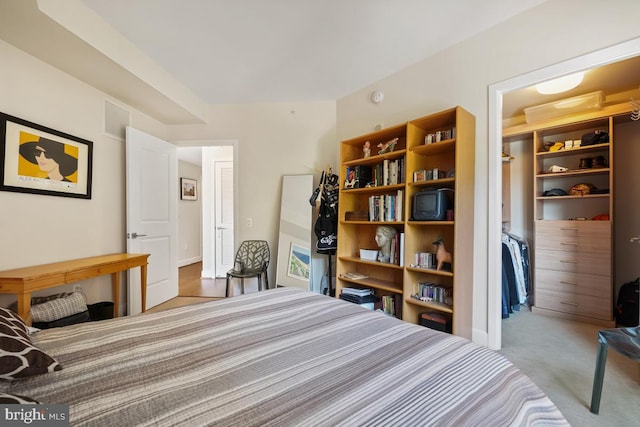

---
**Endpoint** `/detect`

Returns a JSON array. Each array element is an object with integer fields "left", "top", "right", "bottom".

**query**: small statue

[
  {"left": 363, "top": 141, "right": 371, "bottom": 158},
  {"left": 377, "top": 137, "right": 398, "bottom": 154},
  {"left": 433, "top": 236, "right": 452, "bottom": 271},
  {"left": 375, "top": 225, "right": 397, "bottom": 263}
]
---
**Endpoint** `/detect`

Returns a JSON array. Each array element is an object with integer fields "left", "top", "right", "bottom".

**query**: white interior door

[
  {"left": 215, "top": 161, "right": 234, "bottom": 276},
  {"left": 126, "top": 127, "right": 178, "bottom": 314}
]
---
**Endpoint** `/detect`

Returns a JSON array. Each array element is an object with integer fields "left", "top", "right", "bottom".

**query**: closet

[{"left": 503, "top": 101, "right": 638, "bottom": 327}]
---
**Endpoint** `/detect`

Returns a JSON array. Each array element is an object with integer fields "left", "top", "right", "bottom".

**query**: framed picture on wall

[
  {"left": 0, "top": 112, "right": 93, "bottom": 199},
  {"left": 180, "top": 177, "right": 197, "bottom": 200}
]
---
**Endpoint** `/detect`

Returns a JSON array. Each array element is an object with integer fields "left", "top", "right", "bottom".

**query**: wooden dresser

[{"left": 533, "top": 220, "right": 612, "bottom": 324}]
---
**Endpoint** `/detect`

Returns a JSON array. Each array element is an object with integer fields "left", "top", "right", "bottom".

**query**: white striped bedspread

[{"left": 3, "top": 288, "right": 568, "bottom": 426}]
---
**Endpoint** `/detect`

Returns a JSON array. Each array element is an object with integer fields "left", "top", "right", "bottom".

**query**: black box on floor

[
  {"left": 88, "top": 302, "right": 115, "bottom": 321},
  {"left": 420, "top": 312, "right": 452, "bottom": 334}
]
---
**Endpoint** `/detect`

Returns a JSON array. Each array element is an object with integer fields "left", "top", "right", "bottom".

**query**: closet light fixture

[
  {"left": 535, "top": 72, "right": 584, "bottom": 94},
  {"left": 524, "top": 91, "right": 604, "bottom": 123}
]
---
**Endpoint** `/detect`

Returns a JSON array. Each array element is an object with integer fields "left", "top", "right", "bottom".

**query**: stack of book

[
  {"left": 372, "top": 158, "right": 405, "bottom": 186},
  {"left": 376, "top": 294, "right": 402, "bottom": 318},
  {"left": 340, "top": 287, "right": 378, "bottom": 309},
  {"left": 388, "top": 232, "right": 405, "bottom": 266},
  {"left": 368, "top": 189, "right": 403, "bottom": 222}
]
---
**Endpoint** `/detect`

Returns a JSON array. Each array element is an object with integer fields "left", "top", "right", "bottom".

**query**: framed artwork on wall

[
  {"left": 0, "top": 112, "right": 93, "bottom": 199},
  {"left": 180, "top": 177, "right": 197, "bottom": 200}
]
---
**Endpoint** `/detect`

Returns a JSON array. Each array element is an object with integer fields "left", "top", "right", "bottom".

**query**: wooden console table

[{"left": 0, "top": 253, "right": 149, "bottom": 325}]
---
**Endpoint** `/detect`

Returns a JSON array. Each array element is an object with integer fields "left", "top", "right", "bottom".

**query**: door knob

[{"left": 129, "top": 232, "right": 148, "bottom": 239}]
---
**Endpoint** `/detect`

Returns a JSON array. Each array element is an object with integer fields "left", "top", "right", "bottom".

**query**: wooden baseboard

[{"left": 531, "top": 306, "right": 616, "bottom": 328}]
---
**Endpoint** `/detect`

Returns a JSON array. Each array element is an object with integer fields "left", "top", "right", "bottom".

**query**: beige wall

[
  {"left": 0, "top": 35, "right": 336, "bottom": 308},
  {"left": 0, "top": 39, "right": 336, "bottom": 308},
  {"left": 0, "top": 39, "right": 167, "bottom": 307},
  {"left": 167, "top": 102, "right": 337, "bottom": 283},
  {"left": 178, "top": 160, "right": 202, "bottom": 266},
  {"left": 336, "top": 0, "right": 640, "bottom": 343}
]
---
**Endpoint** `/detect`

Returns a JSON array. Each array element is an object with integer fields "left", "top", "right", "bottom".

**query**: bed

[{"left": 1, "top": 287, "right": 568, "bottom": 426}]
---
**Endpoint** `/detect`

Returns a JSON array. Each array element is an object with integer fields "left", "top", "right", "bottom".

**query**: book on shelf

[
  {"left": 424, "top": 127, "right": 456, "bottom": 144},
  {"left": 344, "top": 288, "right": 371, "bottom": 295},
  {"left": 341, "top": 273, "right": 369, "bottom": 280},
  {"left": 376, "top": 294, "right": 402, "bottom": 318},
  {"left": 371, "top": 158, "right": 405, "bottom": 187},
  {"left": 340, "top": 287, "right": 378, "bottom": 305},
  {"left": 368, "top": 190, "right": 403, "bottom": 222},
  {"left": 386, "top": 231, "right": 404, "bottom": 266},
  {"left": 414, "top": 282, "right": 452, "bottom": 306},
  {"left": 340, "top": 293, "right": 378, "bottom": 305}
]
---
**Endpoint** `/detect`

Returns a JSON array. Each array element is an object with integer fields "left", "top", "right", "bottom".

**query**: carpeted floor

[{"left": 500, "top": 307, "right": 639, "bottom": 427}]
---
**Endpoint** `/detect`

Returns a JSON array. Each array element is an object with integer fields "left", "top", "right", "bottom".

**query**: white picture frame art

[{"left": 287, "top": 242, "right": 310, "bottom": 281}]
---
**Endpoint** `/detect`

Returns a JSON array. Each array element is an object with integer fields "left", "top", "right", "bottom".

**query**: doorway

[
  {"left": 176, "top": 140, "right": 238, "bottom": 281},
  {"left": 488, "top": 37, "right": 640, "bottom": 350}
]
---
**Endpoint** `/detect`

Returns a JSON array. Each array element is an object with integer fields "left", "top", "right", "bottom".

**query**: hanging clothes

[
  {"left": 312, "top": 169, "right": 339, "bottom": 255},
  {"left": 501, "top": 232, "right": 531, "bottom": 318}
]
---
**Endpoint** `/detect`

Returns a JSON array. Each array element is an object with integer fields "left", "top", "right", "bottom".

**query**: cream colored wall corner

[
  {"left": 336, "top": 0, "right": 640, "bottom": 346},
  {"left": 0, "top": 39, "right": 167, "bottom": 310}
]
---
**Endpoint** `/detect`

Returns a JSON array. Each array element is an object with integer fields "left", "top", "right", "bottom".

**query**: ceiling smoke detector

[{"left": 371, "top": 90, "right": 384, "bottom": 104}]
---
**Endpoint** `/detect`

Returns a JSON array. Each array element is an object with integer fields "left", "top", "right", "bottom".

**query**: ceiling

[
  {"left": 0, "top": 0, "right": 637, "bottom": 126},
  {"left": 79, "top": 0, "right": 550, "bottom": 105}
]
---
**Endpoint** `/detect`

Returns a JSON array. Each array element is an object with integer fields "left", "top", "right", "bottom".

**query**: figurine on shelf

[
  {"left": 433, "top": 236, "right": 452, "bottom": 271},
  {"left": 363, "top": 141, "right": 371, "bottom": 158},
  {"left": 375, "top": 225, "right": 397, "bottom": 263},
  {"left": 377, "top": 137, "right": 398, "bottom": 155}
]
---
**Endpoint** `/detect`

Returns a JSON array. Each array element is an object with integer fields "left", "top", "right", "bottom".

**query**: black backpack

[{"left": 615, "top": 278, "right": 639, "bottom": 326}]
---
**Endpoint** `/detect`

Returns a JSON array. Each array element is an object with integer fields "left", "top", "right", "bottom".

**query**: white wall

[
  {"left": 0, "top": 39, "right": 167, "bottom": 308},
  {"left": 336, "top": 0, "right": 640, "bottom": 344},
  {"left": 178, "top": 160, "right": 202, "bottom": 266},
  {"left": 168, "top": 102, "right": 337, "bottom": 286}
]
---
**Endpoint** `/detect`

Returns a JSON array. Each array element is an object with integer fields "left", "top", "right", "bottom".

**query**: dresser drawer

[
  {"left": 534, "top": 268, "right": 611, "bottom": 298},
  {"left": 535, "top": 220, "right": 610, "bottom": 238},
  {"left": 536, "top": 234, "right": 611, "bottom": 255},
  {"left": 534, "top": 233, "right": 610, "bottom": 253},
  {"left": 535, "top": 250, "right": 611, "bottom": 276},
  {"left": 535, "top": 288, "right": 612, "bottom": 320}
]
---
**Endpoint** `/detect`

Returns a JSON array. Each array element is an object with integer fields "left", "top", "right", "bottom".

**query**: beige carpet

[{"left": 500, "top": 308, "right": 639, "bottom": 427}]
